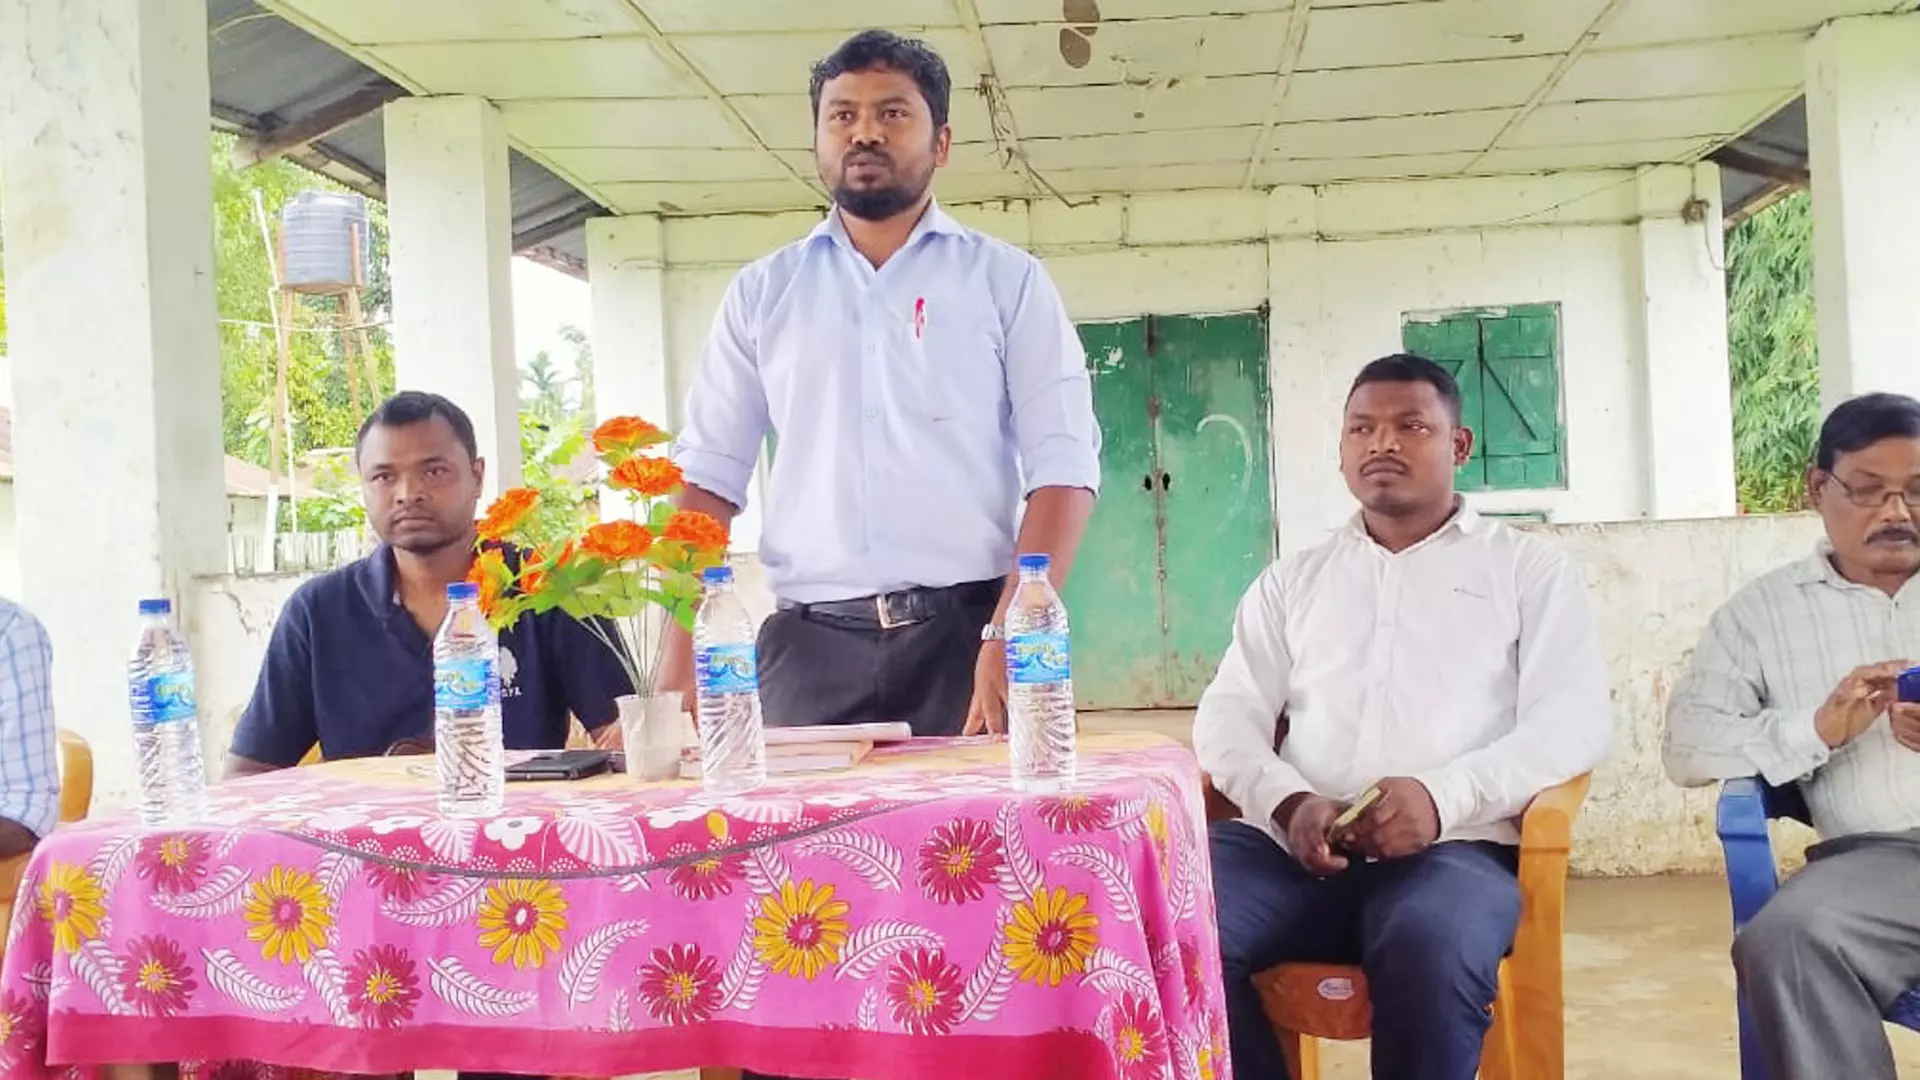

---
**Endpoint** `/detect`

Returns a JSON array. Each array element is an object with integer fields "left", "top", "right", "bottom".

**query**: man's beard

[{"left": 832, "top": 159, "right": 934, "bottom": 222}]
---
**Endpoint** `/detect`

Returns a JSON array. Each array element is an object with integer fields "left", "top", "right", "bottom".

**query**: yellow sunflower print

[
  {"left": 1004, "top": 885, "right": 1099, "bottom": 987},
  {"left": 37, "top": 862, "right": 107, "bottom": 955},
  {"left": 477, "top": 879, "right": 570, "bottom": 969},
  {"left": 751, "top": 879, "right": 850, "bottom": 980},
  {"left": 244, "top": 866, "right": 334, "bottom": 965}
]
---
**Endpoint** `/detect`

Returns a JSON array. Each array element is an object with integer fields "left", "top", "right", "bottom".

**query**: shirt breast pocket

[{"left": 907, "top": 304, "right": 1003, "bottom": 423}]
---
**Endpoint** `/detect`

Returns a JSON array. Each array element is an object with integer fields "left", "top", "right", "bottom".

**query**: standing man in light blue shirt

[
  {"left": 663, "top": 29, "right": 1100, "bottom": 741},
  {"left": 0, "top": 596, "right": 58, "bottom": 858}
]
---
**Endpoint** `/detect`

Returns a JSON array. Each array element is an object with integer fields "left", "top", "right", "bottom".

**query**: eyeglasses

[{"left": 1823, "top": 473, "right": 1920, "bottom": 510}]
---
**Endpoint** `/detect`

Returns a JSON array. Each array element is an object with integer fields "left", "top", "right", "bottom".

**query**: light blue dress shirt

[
  {"left": 0, "top": 597, "right": 58, "bottom": 839},
  {"left": 674, "top": 202, "right": 1102, "bottom": 604}
]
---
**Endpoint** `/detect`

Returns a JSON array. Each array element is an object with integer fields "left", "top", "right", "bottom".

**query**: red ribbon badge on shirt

[{"left": 913, "top": 296, "right": 926, "bottom": 340}]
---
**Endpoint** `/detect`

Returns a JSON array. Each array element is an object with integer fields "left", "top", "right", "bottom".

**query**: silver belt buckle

[{"left": 875, "top": 592, "right": 900, "bottom": 630}]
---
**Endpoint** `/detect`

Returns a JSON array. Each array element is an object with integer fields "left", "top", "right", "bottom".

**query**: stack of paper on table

[{"left": 678, "top": 721, "right": 914, "bottom": 779}]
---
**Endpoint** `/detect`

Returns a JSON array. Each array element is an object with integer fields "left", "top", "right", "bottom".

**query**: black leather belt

[{"left": 788, "top": 579, "right": 1002, "bottom": 630}]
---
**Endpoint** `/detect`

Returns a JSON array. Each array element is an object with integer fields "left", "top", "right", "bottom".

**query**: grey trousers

[{"left": 1732, "top": 828, "right": 1920, "bottom": 1080}]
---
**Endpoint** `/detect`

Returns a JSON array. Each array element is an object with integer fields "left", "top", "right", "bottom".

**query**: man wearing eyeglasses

[{"left": 1665, "top": 391, "right": 1920, "bottom": 1080}]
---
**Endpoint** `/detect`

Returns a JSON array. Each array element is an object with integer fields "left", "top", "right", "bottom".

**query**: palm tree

[{"left": 521, "top": 349, "right": 572, "bottom": 424}]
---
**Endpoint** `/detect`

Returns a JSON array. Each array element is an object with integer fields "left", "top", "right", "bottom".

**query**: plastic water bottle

[
  {"left": 1006, "top": 554, "right": 1077, "bottom": 792},
  {"left": 433, "top": 582, "right": 504, "bottom": 817},
  {"left": 129, "top": 599, "right": 208, "bottom": 826},
  {"left": 694, "top": 566, "right": 767, "bottom": 796}
]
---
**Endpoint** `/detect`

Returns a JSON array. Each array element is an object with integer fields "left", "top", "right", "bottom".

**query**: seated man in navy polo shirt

[{"left": 226, "top": 391, "right": 632, "bottom": 775}]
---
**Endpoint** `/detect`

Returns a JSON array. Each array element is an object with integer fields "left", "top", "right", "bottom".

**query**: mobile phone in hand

[
  {"left": 1329, "top": 784, "right": 1384, "bottom": 836},
  {"left": 1899, "top": 665, "right": 1920, "bottom": 704}
]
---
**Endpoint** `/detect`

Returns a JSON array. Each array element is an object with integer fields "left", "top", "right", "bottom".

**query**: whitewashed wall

[
  {"left": 180, "top": 514, "right": 1825, "bottom": 875},
  {"left": 633, "top": 167, "right": 1733, "bottom": 558}
]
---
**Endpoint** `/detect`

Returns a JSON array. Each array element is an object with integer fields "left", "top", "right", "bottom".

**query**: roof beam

[
  {"left": 1460, "top": 0, "right": 1633, "bottom": 175},
  {"left": 1241, "top": 1, "right": 1316, "bottom": 189},
  {"left": 230, "top": 80, "right": 408, "bottom": 169},
  {"left": 1709, "top": 146, "right": 1811, "bottom": 189},
  {"left": 613, "top": 1, "right": 824, "bottom": 205}
]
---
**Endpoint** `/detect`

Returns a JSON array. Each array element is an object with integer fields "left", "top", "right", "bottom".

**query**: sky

[{"left": 511, "top": 257, "right": 592, "bottom": 384}]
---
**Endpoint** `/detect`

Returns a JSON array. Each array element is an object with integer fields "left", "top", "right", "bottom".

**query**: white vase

[{"left": 618, "top": 692, "right": 687, "bottom": 781}]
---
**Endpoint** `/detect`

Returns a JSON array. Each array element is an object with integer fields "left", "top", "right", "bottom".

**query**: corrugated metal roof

[
  {"left": 207, "top": 0, "right": 602, "bottom": 274},
  {"left": 1712, "top": 98, "right": 1811, "bottom": 224}
]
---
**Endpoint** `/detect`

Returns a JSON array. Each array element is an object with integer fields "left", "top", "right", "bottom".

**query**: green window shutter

[
  {"left": 1403, "top": 313, "right": 1486, "bottom": 490},
  {"left": 1476, "top": 305, "right": 1564, "bottom": 489}
]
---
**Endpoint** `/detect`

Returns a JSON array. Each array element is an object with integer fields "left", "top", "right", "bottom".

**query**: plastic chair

[
  {"left": 1205, "top": 774, "right": 1591, "bottom": 1080},
  {"left": 1715, "top": 778, "right": 1920, "bottom": 1080}
]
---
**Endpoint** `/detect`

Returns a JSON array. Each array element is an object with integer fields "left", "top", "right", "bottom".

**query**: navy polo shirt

[{"left": 231, "top": 546, "right": 634, "bottom": 767}]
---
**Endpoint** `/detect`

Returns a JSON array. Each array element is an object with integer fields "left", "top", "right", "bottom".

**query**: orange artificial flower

[
  {"left": 663, "top": 510, "right": 729, "bottom": 553},
  {"left": 467, "top": 549, "right": 509, "bottom": 615},
  {"left": 592, "top": 416, "right": 667, "bottom": 456},
  {"left": 477, "top": 487, "right": 539, "bottom": 541},
  {"left": 581, "top": 520, "right": 655, "bottom": 563},
  {"left": 608, "top": 457, "right": 684, "bottom": 498}
]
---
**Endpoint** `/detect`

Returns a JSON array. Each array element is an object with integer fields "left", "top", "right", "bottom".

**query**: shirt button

[{"left": 864, "top": 408, "right": 879, "bottom": 420}]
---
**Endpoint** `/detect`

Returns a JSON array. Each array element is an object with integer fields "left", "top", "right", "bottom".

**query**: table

[{"left": 0, "top": 731, "right": 1231, "bottom": 1080}]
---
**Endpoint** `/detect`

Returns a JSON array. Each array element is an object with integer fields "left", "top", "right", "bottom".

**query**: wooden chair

[
  {"left": 1205, "top": 774, "right": 1591, "bottom": 1080},
  {"left": 1, "top": 729, "right": 96, "bottom": 962},
  {"left": 58, "top": 728, "right": 93, "bottom": 824}
]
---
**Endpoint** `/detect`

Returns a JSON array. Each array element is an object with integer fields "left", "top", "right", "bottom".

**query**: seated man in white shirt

[
  {"left": 1195, "top": 354, "right": 1613, "bottom": 1080},
  {"left": 1664, "top": 392, "right": 1920, "bottom": 1080}
]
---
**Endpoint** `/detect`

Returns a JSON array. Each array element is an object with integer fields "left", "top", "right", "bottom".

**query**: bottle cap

[
  {"left": 137, "top": 598, "right": 172, "bottom": 616},
  {"left": 702, "top": 566, "right": 734, "bottom": 585},
  {"left": 1017, "top": 553, "right": 1051, "bottom": 572},
  {"left": 447, "top": 582, "right": 479, "bottom": 601}
]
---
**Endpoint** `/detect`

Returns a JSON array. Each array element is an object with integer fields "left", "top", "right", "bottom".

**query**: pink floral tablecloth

[{"left": 0, "top": 731, "right": 1230, "bottom": 1080}]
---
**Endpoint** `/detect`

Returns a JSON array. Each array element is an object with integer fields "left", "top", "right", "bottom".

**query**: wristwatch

[{"left": 980, "top": 622, "right": 1006, "bottom": 642}]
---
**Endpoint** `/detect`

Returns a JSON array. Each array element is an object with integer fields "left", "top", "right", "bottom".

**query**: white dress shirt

[
  {"left": 1193, "top": 506, "right": 1613, "bottom": 850},
  {"left": 673, "top": 202, "right": 1102, "bottom": 604},
  {"left": 1664, "top": 547, "right": 1920, "bottom": 838}
]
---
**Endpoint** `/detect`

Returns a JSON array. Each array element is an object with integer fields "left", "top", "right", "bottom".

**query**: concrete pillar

[
  {"left": 384, "top": 96, "right": 521, "bottom": 492},
  {"left": 1265, "top": 187, "right": 1347, "bottom": 555},
  {"left": 0, "top": 0, "right": 230, "bottom": 802},
  {"left": 1806, "top": 14, "right": 1920, "bottom": 409},
  {"left": 1636, "top": 163, "right": 1737, "bottom": 519},
  {"left": 585, "top": 216, "right": 675, "bottom": 440}
]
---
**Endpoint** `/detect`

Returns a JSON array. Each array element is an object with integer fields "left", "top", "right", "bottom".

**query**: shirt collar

[
  {"left": 808, "top": 199, "right": 965, "bottom": 250},
  {"left": 1791, "top": 539, "right": 1920, "bottom": 596},
  {"left": 359, "top": 545, "right": 401, "bottom": 612},
  {"left": 1343, "top": 498, "right": 1486, "bottom": 555}
]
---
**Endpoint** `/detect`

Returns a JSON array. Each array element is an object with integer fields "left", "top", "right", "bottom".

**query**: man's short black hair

[
  {"left": 1347, "top": 353, "right": 1464, "bottom": 424},
  {"left": 1816, "top": 392, "right": 1920, "bottom": 471},
  {"left": 809, "top": 29, "right": 952, "bottom": 129},
  {"left": 355, "top": 391, "right": 479, "bottom": 463}
]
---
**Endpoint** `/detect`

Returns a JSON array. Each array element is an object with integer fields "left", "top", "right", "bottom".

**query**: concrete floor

[{"left": 1306, "top": 874, "right": 1920, "bottom": 1080}]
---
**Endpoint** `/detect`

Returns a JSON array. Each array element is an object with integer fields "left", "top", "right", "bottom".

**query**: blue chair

[{"left": 1715, "top": 777, "right": 1920, "bottom": 1079}]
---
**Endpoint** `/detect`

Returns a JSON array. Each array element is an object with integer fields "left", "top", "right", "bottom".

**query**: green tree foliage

[{"left": 1726, "top": 191, "right": 1820, "bottom": 513}]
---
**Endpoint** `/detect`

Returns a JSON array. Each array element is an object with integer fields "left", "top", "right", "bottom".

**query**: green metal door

[
  {"left": 1062, "top": 312, "right": 1274, "bottom": 709},
  {"left": 1064, "top": 320, "right": 1166, "bottom": 707}
]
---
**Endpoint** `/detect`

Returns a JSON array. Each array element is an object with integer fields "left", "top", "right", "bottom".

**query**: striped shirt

[
  {"left": 0, "top": 597, "right": 57, "bottom": 839},
  {"left": 1664, "top": 547, "right": 1920, "bottom": 838}
]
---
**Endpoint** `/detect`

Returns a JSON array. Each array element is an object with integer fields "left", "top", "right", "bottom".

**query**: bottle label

[
  {"left": 435, "top": 658, "right": 497, "bottom": 711},
  {"left": 1007, "top": 632, "right": 1072, "bottom": 686},
  {"left": 132, "top": 672, "right": 196, "bottom": 725},
  {"left": 696, "top": 644, "right": 758, "bottom": 695}
]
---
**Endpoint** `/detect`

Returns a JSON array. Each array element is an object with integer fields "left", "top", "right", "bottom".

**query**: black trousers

[{"left": 755, "top": 580, "right": 1000, "bottom": 737}]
